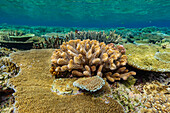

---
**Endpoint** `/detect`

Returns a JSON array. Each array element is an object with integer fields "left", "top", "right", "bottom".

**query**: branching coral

[
  {"left": 50, "top": 39, "right": 136, "bottom": 82},
  {"left": 33, "top": 36, "right": 65, "bottom": 49},
  {"left": 110, "top": 82, "right": 144, "bottom": 113},
  {"left": 66, "top": 30, "right": 123, "bottom": 44},
  {"left": 0, "top": 47, "right": 18, "bottom": 58},
  {"left": 110, "top": 80, "right": 170, "bottom": 113},
  {"left": 140, "top": 81, "right": 170, "bottom": 113},
  {"left": 0, "top": 95, "right": 14, "bottom": 113}
]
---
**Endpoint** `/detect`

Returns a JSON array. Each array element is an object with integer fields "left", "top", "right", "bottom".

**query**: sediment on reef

[{"left": 8, "top": 49, "right": 124, "bottom": 113}]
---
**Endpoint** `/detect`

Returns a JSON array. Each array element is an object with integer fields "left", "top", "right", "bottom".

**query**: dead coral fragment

[
  {"left": 73, "top": 76, "right": 105, "bottom": 92},
  {"left": 50, "top": 39, "right": 136, "bottom": 82}
]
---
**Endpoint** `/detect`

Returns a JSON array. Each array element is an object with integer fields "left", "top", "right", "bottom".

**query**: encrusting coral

[
  {"left": 50, "top": 39, "right": 136, "bottom": 83},
  {"left": 73, "top": 76, "right": 105, "bottom": 92},
  {"left": 8, "top": 49, "right": 124, "bottom": 113},
  {"left": 51, "top": 78, "right": 79, "bottom": 95}
]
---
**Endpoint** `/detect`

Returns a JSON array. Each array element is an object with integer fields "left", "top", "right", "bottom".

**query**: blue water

[{"left": 0, "top": 0, "right": 170, "bottom": 28}]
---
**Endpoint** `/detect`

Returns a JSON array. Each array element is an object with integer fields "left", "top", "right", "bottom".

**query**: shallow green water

[{"left": 0, "top": 0, "right": 170, "bottom": 27}]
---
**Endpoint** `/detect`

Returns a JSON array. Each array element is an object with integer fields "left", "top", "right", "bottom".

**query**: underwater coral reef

[{"left": 0, "top": 25, "right": 169, "bottom": 113}]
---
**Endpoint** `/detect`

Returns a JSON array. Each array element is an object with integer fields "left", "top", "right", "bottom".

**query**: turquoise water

[{"left": 0, "top": 0, "right": 170, "bottom": 27}]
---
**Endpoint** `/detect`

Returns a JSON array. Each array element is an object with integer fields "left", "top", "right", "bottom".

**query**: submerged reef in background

[
  {"left": 1, "top": 25, "right": 170, "bottom": 50},
  {"left": 0, "top": 30, "right": 35, "bottom": 50}
]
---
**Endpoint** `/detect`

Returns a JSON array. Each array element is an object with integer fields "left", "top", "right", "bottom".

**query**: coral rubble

[{"left": 50, "top": 39, "right": 136, "bottom": 83}]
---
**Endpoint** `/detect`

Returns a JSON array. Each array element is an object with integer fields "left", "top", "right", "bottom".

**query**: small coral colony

[{"left": 0, "top": 25, "right": 170, "bottom": 113}]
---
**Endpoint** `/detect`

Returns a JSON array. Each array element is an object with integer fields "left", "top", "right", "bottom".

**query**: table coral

[
  {"left": 8, "top": 49, "right": 124, "bottom": 113},
  {"left": 154, "top": 52, "right": 170, "bottom": 63},
  {"left": 124, "top": 44, "right": 170, "bottom": 72},
  {"left": 50, "top": 39, "right": 136, "bottom": 82},
  {"left": 73, "top": 76, "right": 105, "bottom": 92}
]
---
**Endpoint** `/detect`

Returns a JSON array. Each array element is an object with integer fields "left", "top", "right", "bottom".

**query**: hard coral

[
  {"left": 51, "top": 78, "right": 79, "bottom": 95},
  {"left": 124, "top": 44, "right": 170, "bottom": 72},
  {"left": 143, "top": 81, "right": 169, "bottom": 96},
  {"left": 9, "top": 49, "right": 124, "bottom": 113},
  {"left": 67, "top": 30, "right": 123, "bottom": 44},
  {"left": 0, "top": 57, "right": 20, "bottom": 91},
  {"left": 154, "top": 52, "right": 170, "bottom": 63},
  {"left": 140, "top": 81, "right": 170, "bottom": 113},
  {"left": 33, "top": 36, "right": 66, "bottom": 49},
  {"left": 73, "top": 76, "right": 105, "bottom": 92},
  {"left": 50, "top": 39, "right": 136, "bottom": 82},
  {"left": 111, "top": 82, "right": 143, "bottom": 113}
]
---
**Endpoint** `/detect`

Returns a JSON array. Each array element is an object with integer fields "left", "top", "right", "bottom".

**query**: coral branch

[{"left": 50, "top": 39, "right": 136, "bottom": 82}]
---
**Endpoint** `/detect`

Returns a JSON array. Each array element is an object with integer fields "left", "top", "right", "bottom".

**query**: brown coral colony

[{"left": 50, "top": 39, "right": 136, "bottom": 82}]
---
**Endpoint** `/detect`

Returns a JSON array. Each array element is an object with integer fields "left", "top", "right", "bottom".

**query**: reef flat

[{"left": 8, "top": 49, "right": 124, "bottom": 113}]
